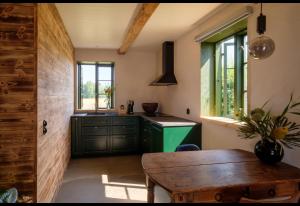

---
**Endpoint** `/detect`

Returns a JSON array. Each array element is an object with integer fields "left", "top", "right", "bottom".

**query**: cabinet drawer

[
  {"left": 112, "top": 125, "right": 137, "bottom": 135},
  {"left": 82, "top": 126, "right": 109, "bottom": 136},
  {"left": 81, "top": 117, "right": 110, "bottom": 126},
  {"left": 111, "top": 135, "right": 137, "bottom": 152},
  {"left": 84, "top": 137, "right": 108, "bottom": 153},
  {"left": 112, "top": 116, "right": 138, "bottom": 125}
]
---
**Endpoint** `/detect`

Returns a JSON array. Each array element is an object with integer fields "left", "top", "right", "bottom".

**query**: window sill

[
  {"left": 74, "top": 109, "right": 117, "bottom": 113},
  {"left": 200, "top": 116, "right": 243, "bottom": 129}
]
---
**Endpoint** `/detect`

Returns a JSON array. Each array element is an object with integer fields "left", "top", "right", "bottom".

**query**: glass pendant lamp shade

[
  {"left": 249, "top": 3, "right": 275, "bottom": 59},
  {"left": 249, "top": 35, "right": 275, "bottom": 59}
]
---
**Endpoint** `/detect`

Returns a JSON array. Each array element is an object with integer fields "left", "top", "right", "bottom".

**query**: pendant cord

[{"left": 260, "top": 3, "right": 263, "bottom": 15}]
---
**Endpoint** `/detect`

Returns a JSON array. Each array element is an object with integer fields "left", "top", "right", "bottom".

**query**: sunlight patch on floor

[
  {"left": 102, "top": 174, "right": 147, "bottom": 201},
  {"left": 104, "top": 185, "right": 128, "bottom": 200},
  {"left": 101, "top": 174, "right": 145, "bottom": 187},
  {"left": 127, "top": 187, "right": 147, "bottom": 201}
]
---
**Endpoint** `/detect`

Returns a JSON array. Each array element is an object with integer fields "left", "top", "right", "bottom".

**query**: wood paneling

[
  {"left": 36, "top": 3, "right": 74, "bottom": 203},
  {"left": 0, "top": 3, "right": 37, "bottom": 202},
  {"left": 0, "top": 3, "right": 74, "bottom": 202}
]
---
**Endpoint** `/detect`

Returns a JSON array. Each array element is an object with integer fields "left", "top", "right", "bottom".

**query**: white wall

[
  {"left": 75, "top": 49, "right": 159, "bottom": 112},
  {"left": 157, "top": 3, "right": 300, "bottom": 168}
]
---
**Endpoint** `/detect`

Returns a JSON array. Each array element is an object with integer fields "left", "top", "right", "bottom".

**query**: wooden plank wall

[
  {"left": 0, "top": 3, "right": 37, "bottom": 202},
  {"left": 36, "top": 4, "right": 74, "bottom": 202}
]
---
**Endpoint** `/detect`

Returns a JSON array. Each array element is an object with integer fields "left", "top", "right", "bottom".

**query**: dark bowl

[{"left": 142, "top": 103, "right": 158, "bottom": 114}]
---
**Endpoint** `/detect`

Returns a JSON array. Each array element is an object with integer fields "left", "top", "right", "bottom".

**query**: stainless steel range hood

[{"left": 150, "top": 41, "right": 177, "bottom": 86}]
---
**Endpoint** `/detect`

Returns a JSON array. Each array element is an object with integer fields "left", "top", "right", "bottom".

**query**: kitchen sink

[
  {"left": 86, "top": 112, "right": 106, "bottom": 115},
  {"left": 85, "top": 112, "right": 118, "bottom": 116}
]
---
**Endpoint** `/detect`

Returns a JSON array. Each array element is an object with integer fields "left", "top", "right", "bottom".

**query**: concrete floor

[{"left": 54, "top": 155, "right": 170, "bottom": 203}]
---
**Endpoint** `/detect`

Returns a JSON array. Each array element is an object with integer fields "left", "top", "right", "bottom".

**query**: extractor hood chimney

[{"left": 150, "top": 41, "right": 177, "bottom": 86}]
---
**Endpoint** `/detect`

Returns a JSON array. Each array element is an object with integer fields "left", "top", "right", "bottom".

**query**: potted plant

[
  {"left": 0, "top": 188, "right": 18, "bottom": 203},
  {"left": 238, "top": 95, "right": 300, "bottom": 164},
  {"left": 104, "top": 86, "right": 114, "bottom": 109}
]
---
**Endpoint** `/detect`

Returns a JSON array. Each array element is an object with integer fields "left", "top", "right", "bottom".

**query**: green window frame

[
  {"left": 201, "top": 29, "right": 247, "bottom": 119},
  {"left": 214, "top": 30, "right": 247, "bottom": 119},
  {"left": 77, "top": 62, "right": 115, "bottom": 110}
]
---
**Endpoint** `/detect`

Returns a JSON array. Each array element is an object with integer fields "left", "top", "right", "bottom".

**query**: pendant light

[{"left": 249, "top": 3, "right": 275, "bottom": 59}]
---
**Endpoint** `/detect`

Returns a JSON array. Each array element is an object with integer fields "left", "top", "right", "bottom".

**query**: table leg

[
  {"left": 146, "top": 175, "right": 155, "bottom": 203},
  {"left": 170, "top": 195, "right": 176, "bottom": 203}
]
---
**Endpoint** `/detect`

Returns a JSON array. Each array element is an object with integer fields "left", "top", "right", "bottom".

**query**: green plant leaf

[
  {"left": 291, "top": 102, "right": 300, "bottom": 108},
  {"left": 280, "top": 94, "right": 293, "bottom": 118},
  {"left": 261, "top": 98, "right": 271, "bottom": 109},
  {"left": 279, "top": 140, "right": 293, "bottom": 149},
  {"left": 238, "top": 94, "right": 300, "bottom": 148}
]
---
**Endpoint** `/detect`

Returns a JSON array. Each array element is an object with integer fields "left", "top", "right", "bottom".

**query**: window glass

[
  {"left": 210, "top": 33, "right": 247, "bottom": 119},
  {"left": 98, "top": 66, "right": 112, "bottom": 80},
  {"left": 77, "top": 63, "right": 114, "bottom": 110},
  {"left": 80, "top": 64, "right": 96, "bottom": 110},
  {"left": 243, "top": 35, "right": 248, "bottom": 116},
  {"left": 216, "top": 36, "right": 236, "bottom": 118},
  {"left": 224, "top": 42, "right": 235, "bottom": 117}
]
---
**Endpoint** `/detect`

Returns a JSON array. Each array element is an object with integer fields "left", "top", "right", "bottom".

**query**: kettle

[{"left": 127, "top": 100, "right": 134, "bottom": 114}]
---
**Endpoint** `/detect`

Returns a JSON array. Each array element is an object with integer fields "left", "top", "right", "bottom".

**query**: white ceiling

[{"left": 56, "top": 3, "right": 222, "bottom": 51}]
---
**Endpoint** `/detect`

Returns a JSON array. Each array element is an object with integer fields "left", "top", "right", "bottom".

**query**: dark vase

[{"left": 254, "top": 139, "right": 284, "bottom": 164}]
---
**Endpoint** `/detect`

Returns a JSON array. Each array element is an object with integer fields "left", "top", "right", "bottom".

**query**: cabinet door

[
  {"left": 141, "top": 120, "right": 151, "bottom": 153},
  {"left": 150, "top": 123, "right": 163, "bottom": 153},
  {"left": 163, "top": 124, "right": 202, "bottom": 152},
  {"left": 71, "top": 117, "right": 82, "bottom": 157},
  {"left": 83, "top": 136, "right": 109, "bottom": 154},
  {"left": 111, "top": 135, "right": 137, "bottom": 152}
]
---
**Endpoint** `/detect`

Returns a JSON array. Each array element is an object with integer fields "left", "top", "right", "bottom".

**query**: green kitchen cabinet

[
  {"left": 149, "top": 123, "right": 163, "bottom": 152},
  {"left": 71, "top": 116, "right": 83, "bottom": 157},
  {"left": 141, "top": 119, "right": 152, "bottom": 153},
  {"left": 111, "top": 116, "right": 139, "bottom": 153},
  {"left": 141, "top": 121, "right": 201, "bottom": 153},
  {"left": 71, "top": 115, "right": 139, "bottom": 157},
  {"left": 141, "top": 119, "right": 164, "bottom": 153},
  {"left": 162, "top": 125, "right": 201, "bottom": 152},
  {"left": 71, "top": 114, "right": 202, "bottom": 157}
]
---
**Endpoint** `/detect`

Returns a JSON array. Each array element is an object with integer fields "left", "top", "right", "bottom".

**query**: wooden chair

[{"left": 239, "top": 192, "right": 300, "bottom": 203}]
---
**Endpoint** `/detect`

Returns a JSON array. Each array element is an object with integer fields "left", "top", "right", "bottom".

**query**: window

[
  {"left": 77, "top": 62, "right": 114, "bottom": 110},
  {"left": 215, "top": 32, "right": 247, "bottom": 118},
  {"left": 201, "top": 19, "right": 248, "bottom": 120}
]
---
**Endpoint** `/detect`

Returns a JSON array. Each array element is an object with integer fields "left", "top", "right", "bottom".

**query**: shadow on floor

[{"left": 54, "top": 155, "right": 170, "bottom": 203}]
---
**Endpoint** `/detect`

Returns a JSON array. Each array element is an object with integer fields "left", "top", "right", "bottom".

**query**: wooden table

[{"left": 141, "top": 149, "right": 300, "bottom": 203}]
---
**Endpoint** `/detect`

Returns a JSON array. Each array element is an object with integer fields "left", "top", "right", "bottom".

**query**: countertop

[{"left": 71, "top": 112, "right": 198, "bottom": 127}]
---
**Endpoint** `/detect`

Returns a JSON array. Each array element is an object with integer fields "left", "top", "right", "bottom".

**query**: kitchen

[{"left": 1, "top": 2, "right": 300, "bottom": 203}]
